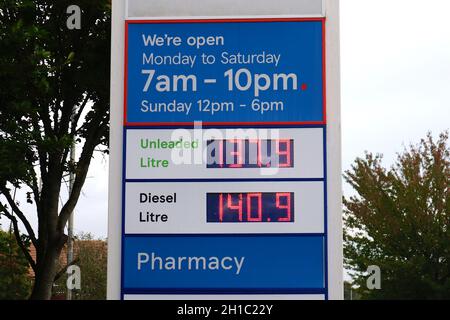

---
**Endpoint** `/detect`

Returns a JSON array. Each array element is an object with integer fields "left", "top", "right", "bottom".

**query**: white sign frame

[{"left": 107, "top": 0, "right": 342, "bottom": 300}]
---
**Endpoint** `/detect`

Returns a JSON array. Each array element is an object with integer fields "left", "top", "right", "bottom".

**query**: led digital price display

[
  {"left": 207, "top": 139, "right": 294, "bottom": 168},
  {"left": 207, "top": 192, "right": 294, "bottom": 223}
]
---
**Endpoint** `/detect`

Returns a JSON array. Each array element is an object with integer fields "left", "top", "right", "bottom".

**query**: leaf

[{"left": 344, "top": 131, "right": 450, "bottom": 299}]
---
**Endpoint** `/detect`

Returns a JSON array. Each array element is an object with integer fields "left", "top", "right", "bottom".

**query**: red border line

[
  {"left": 123, "top": 21, "right": 129, "bottom": 126},
  {"left": 322, "top": 18, "right": 327, "bottom": 124},
  {"left": 127, "top": 121, "right": 326, "bottom": 127},
  {"left": 127, "top": 17, "right": 325, "bottom": 24},
  {"left": 123, "top": 18, "right": 326, "bottom": 127}
]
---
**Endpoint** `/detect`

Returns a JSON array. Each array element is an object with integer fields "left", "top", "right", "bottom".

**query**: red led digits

[
  {"left": 218, "top": 140, "right": 224, "bottom": 168},
  {"left": 219, "top": 193, "right": 224, "bottom": 221},
  {"left": 247, "top": 193, "right": 263, "bottom": 222},
  {"left": 276, "top": 192, "right": 292, "bottom": 222},
  {"left": 209, "top": 192, "right": 294, "bottom": 223},
  {"left": 276, "top": 139, "right": 291, "bottom": 168},
  {"left": 228, "top": 139, "right": 244, "bottom": 168},
  {"left": 207, "top": 139, "right": 294, "bottom": 168},
  {"left": 248, "top": 139, "right": 264, "bottom": 167},
  {"left": 219, "top": 193, "right": 243, "bottom": 222},
  {"left": 226, "top": 193, "right": 243, "bottom": 221}
]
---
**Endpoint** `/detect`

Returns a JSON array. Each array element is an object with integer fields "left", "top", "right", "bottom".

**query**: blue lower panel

[{"left": 123, "top": 235, "right": 325, "bottom": 292}]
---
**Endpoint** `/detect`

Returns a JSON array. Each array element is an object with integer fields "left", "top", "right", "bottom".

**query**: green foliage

[
  {"left": 0, "top": 0, "right": 110, "bottom": 186},
  {"left": 344, "top": 281, "right": 361, "bottom": 300},
  {"left": 54, "top": 232, "right": 107, "bottom": 300},
  {"left": 0, "top": 229, "right": 32, "bottom": 299},
  {"left": 0, "top": 0, "right": 111, "bottom": 299},
  {"left": 344, "top": 132, "right": 450, "bottom": 299},
  {"left": 73, "top": 236, "right": 107, "bottom": 300}
]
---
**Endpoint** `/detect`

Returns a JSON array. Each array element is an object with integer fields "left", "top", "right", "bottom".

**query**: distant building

[{"left": 28, "top": 239, "right": 107, "bottom": 299}]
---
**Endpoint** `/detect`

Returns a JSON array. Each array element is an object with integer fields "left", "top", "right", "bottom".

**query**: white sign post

[{"left": 108, "top": 0, "right": 342, "bottom": 300}]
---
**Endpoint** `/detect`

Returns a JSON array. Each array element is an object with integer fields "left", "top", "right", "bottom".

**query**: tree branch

[
  {"left": 30, "top": 115, "right": 48, "bottom": 179},
  {"left": 24, "top": 151, "right": 41, "bottom": 211},
  {"left": 57, "top": 112, "right": 108, "bottom": 231},
  {"left": 36, "top": 101, "right": 53, "bottom": 139},
  {"left": 61, "top": 95, "right": 91, "bottom": 177},
  {"left": 53, "top": 257, "right": 80, "bottom": 282},
  {"left": 0, "top": 204, "right": 37, "bottom": 272},
  {"left": 72, "top": 94, "right": 91, "bottom": 135},
  {"left": 0, "top": 186, "right": 38, "bottom": 247}
]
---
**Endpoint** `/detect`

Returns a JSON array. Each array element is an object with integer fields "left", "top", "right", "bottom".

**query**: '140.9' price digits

[{"left": 207, "top": 192, "right": 294, "bottom": 223}]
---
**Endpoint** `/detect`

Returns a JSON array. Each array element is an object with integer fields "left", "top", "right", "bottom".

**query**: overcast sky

[
  {"left": 341, "top": 0, "right": 450, "bottom": 169},
  {"left": 1, "top": 0, "right": 449, "bottom": 239}
]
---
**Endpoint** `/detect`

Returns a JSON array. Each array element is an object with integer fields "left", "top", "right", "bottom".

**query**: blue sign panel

[
  {"left": 125, "top": 20, "right": 324, "bottom": 125},
  {"left": 121, "top": 18, "right": 328, "bottom": 299},
  {"left": 123, "top": 235, "right": 325, "bottom": 292}
]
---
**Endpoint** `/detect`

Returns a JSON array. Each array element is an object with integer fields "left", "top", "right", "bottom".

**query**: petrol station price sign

[{"left": 111, "top": 5, "right": 342, "bottom": 299}]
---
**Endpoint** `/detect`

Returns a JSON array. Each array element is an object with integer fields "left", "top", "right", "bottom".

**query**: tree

[
  {"left": 344, "top": 132, "right": 450, "bottom": 299},
  {"left": 0, "top": 228, "right": 32, "bottom": 299},
  {"left": 0, "top": 0, "right": 110, "bottom": 299}
]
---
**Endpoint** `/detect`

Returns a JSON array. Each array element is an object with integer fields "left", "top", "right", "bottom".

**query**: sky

[
  {"left": 341, "top": 0, "right": 450, "bottom": 171},
  {"left": 1, "top": 0, "right": 450, "bottom": 239}
]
